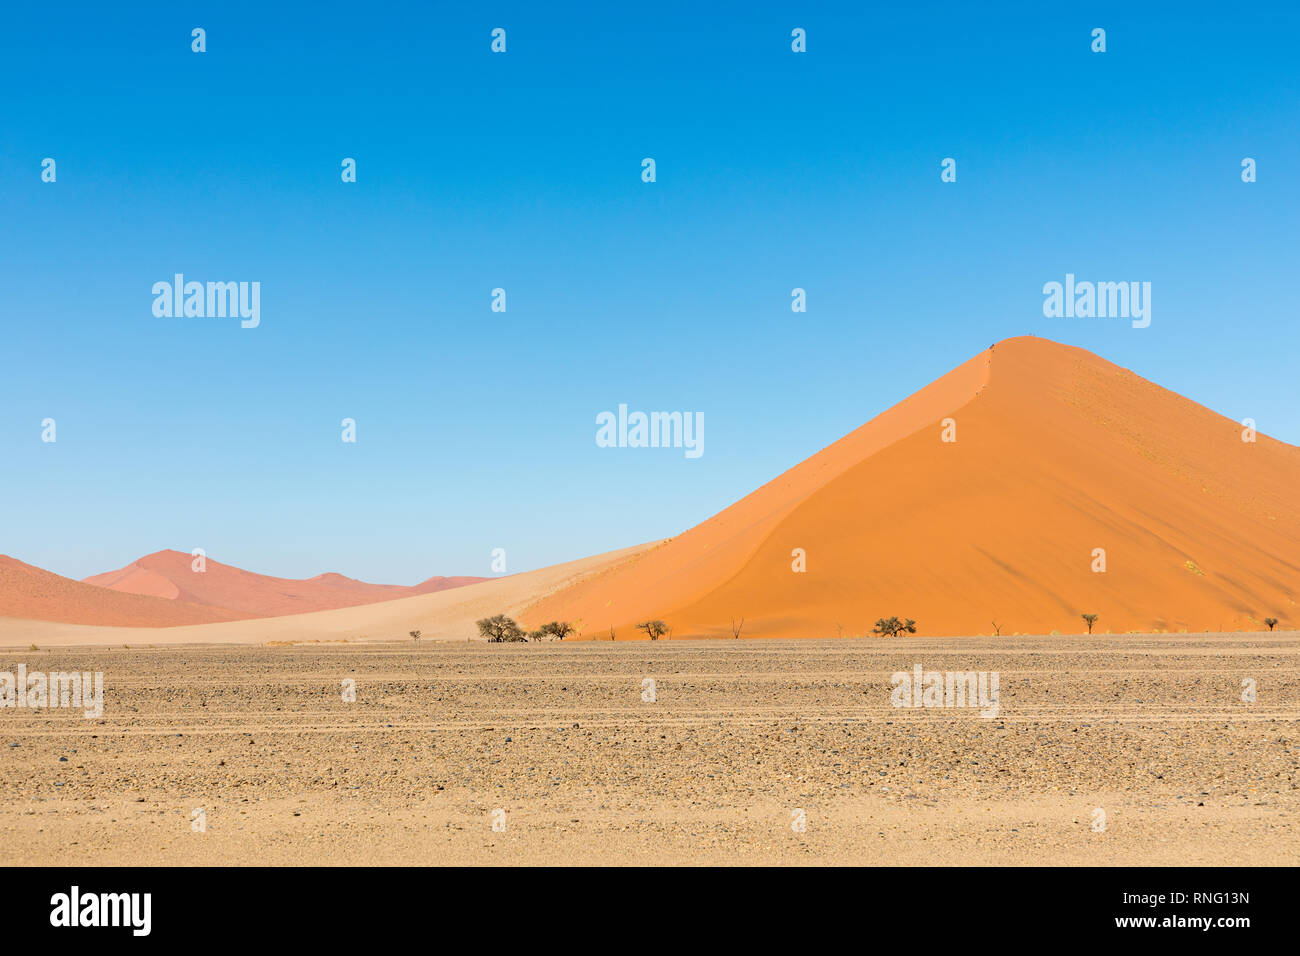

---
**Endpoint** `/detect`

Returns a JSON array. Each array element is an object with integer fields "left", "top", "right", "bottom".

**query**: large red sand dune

[
  {"left": 82, "top": 550, "right": 488, "bottom": 620},
  {"left": 0, "top": 556, "right": 248, "bottom": 627},
  {"left": 523, "top": 336, "right": 1300, "bottom": 638}
]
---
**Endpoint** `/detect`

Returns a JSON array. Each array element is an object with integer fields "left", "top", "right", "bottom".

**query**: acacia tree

[
  {"left": 872, "top": 616, "right": 917, "bottom": 637},
  {"left": 477, "top": 614, "right": 526, "bottom": 642},
  {"left": 409, "top": 629, "right": 422, "bottom": 642},
  {"left": 1081, "top": 613, "right": 1099, "bottom": 634},
  {"left": 1264, "top": 617, "right": 1279, "bottom": 631},
  {"left": 637, "top": 620, "right": 669, "bottom": 641},
  {"left": 543, "top": 621, "right": 575, "bottom": 641},
  {"left": 529, "top": 621, "right": 575, "bottom": 641}
]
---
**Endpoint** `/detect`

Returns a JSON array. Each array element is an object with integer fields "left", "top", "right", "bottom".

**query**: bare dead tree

[{"left": 731, "top": 617, "right": 744, "bottom": 639}]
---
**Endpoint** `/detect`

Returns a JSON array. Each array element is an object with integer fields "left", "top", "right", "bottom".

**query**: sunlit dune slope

[{"left": 524, "top": 337, "right": 1300, "bottom": 637}]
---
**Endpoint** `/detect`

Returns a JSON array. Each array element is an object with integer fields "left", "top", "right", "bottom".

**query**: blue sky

[{"left": 2, "top": 1, "right": 1297, "bottom": 583}]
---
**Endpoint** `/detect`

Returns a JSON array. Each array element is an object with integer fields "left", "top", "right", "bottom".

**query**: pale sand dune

[{"left": 0, "top": 543, "right": 656, "bottom": 648}]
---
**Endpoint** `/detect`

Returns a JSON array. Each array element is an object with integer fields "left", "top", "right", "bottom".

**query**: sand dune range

[
  {"left": 0, "top": 555, "right": 248, "bottom": 628},
  {"left": 0, "top": 543, "right": 656, "bottom": 647},
  {"left": 4, "top": 336, "right": 1297, "bottom": 646},
  {"left": 83, "top": 549, "right": 489, "bottom": 619}
]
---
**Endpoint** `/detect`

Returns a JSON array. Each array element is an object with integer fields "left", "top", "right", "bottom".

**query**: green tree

[
  {"left": 477, "top": 614, "right": 526, "bottom": 642},
  {"left": 1264, "top": 617, "right": 1279, "bottom": 631},
  {"left": 1081, "top": 613, "right": 1099, "bottom": 634},
  {"left": 409, "top": 629, "right": 422, "bottom": 642}
]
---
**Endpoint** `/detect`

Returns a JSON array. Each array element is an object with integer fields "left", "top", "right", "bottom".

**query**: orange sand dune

[
  {"left": 83, "top": 550, "right": 488, "bottom": 620},
  {"left": 0, "top": 556, "right": 247, "bottom": 627},
  {"left": 524, "top": 336, "right": 1300, "bottom": 638}
]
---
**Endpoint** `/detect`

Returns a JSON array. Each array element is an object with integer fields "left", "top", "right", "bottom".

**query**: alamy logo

[
  {"left": 50, "top": 886, "right": 151, "bottom": 936},
  {"left": 1042, "top": 273, "right": 1150, "bottom": 328},
  {"left": 0, "top": 665, "right": 103, "bottom": 718},
  {"left": 596, "top": 404, "right": 703, "bottom": 459},
  {"left": 890, "top": 663, "right": 999, "bottom": 718},
  {"left": 152, "top": 274, "right": 260, "bottom": 328}
]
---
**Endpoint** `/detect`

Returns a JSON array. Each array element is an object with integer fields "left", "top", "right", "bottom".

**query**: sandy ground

[
  {"left": 1, "top": 633, "right": 1295, "bottom": 866},
  {"left": 0, "top": 542, "right": 655, "bottom": 648}
]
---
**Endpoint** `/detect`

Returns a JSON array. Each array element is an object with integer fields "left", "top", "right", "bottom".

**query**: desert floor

[{"left": 1, "top": 634, "right": 1296, "bottom": 865}]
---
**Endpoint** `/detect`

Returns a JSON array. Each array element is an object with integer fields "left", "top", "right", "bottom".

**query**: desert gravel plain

[{"left": 2, "top": 634, "right": 1297, "bottom": 866}]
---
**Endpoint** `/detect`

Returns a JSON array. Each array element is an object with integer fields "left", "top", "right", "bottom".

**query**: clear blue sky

[{"left": 2, "top": 1, "right": 1297, "bottom": 583}]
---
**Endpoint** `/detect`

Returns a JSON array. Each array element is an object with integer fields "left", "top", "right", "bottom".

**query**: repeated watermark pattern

[
  {"left": 890, "top": 663, "right": 999, "bottom": 718},
  {"left": 0, "top": 665, "right": 102, "bottom": 718},
  {"left": 596, "top": 405, "right": 703, "bottom": 459},
  {"left": 1, "top": 14, "right": 1292, "bottom": 892},
  {"left": 152, "top": 275, "right": 260, "bottom": 328},
  {"left": 1042, "top": 274, "right": 1151, "bottom": 328}
]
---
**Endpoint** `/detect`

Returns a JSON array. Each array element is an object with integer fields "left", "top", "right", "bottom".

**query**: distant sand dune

[
  {"left": 82, "top": 549, "right": 488, "bottom": 619},
  {"left": 0, "top": 555, "right": 247, "bottom": 628},
  {"left": 0, "top": 542, "right": 656, "bottom": 647}
]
